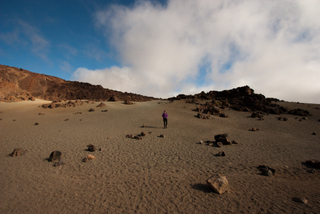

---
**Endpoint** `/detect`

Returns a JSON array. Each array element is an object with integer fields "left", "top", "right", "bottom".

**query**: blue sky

[{"left": 1, "top": 0, "right": 320, "bottom": 103}]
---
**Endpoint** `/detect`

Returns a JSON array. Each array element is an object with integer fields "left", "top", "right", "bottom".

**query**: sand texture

[{"left": 0, "top": 99, "right": 320, "bottom": 213}]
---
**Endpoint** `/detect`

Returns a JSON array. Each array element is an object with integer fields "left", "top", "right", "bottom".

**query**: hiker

[{"left": 162, "top": 110, "right": 168, "bottom": 128}]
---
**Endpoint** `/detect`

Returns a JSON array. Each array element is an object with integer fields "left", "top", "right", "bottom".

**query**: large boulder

[
  {"left": 206, "top": 174, "right": 229, "bottom": 194},
  {"left": 214, "top": 134, "right": 231, "bottom": 145}
]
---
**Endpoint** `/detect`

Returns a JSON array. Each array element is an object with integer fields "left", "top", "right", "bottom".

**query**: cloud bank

[{"left": 72, "top": 0, "right": 320, "bottom": 103}]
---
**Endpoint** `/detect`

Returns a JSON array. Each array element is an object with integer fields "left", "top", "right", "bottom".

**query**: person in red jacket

[{"left": 162, "top": 110, "right": 168, "bottom": 129}]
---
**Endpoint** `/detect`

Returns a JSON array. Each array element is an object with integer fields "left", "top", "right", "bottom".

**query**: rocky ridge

[{"left": 0, "top": 65, "right": 156, "bottom": 102}]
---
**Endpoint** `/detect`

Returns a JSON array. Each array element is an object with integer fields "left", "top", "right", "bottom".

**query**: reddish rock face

[{"left": 0, "top": 65, "right": 156, "bottom": 102}]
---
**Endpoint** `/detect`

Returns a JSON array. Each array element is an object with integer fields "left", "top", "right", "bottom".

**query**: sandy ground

[{"left": 0, "top": 99, "right": 319, "bottom": 214}]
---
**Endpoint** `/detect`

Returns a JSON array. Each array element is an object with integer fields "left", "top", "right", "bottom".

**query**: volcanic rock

[
  {"left": 87, "top": 144, "right": 96, "bottom": 152},
  {"left": 257, "top": 165, "right": 276, "bottom": 176},
  {"left": 215, "top": 151, "right": 226, "bottom": 156},
  {"left": 96, "top": 102, "right": 106, "bottom": 107},
  {"left": 49, "top": 151, "right": 62, "bottom": 162},
  {"left": 0, "top": 65, "right": 156, "bottom": 102},
  {"left": 214, "top": 134, "right": 230, "bottom": 145},
  {"left": 10, "top": 148, "right": 25, "bottom": 157},
  {"left": 305, "top": 159, "right": 320, "bottom": 169},
  {"left": 206, "top": 174, "right": 229, "bottom": 194},
  {"left": 124, "top": 100, "right": 134, "bottom": 105}
]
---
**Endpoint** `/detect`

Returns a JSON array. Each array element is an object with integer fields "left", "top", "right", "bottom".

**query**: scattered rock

[
  {"left": 206, "top": 174, "right": 229, "bottom": 194},
  {"left": 257, "top": 165, "right": 276, "bottom": 176},
  {"left": 215, "top": 151, "right": 226, "bottom": 156},
  {"left": 293, "top": 197, "right": 308, "bottom": 204},
  {"left": 251, "top": 112, "right": 264, "bottom": 119},
  {"left": 197, "top": 113, "right": 210, "bottom": 119},
  {"left": 10, "top": 148, "right": 25, "bottom": 157},
  {"left": 87, "top": 154, "right": 95, "bottom": 160},
  {"left": 96, "top": 102, "right": 106, "bottom": 107},
  {"left": 305, "top": 159, "right": 320, "bottom": 169},
  {"left": 134, "top": 136, "right": 143, "bottom": 140},
  {"left": 82, "top": 155, "right": 96, "bottom": 162},
  {"left": 302, "top": 117, "right": 308, "bottom": 120},
  {"left": 38, "top": 113, "right": 44, "bottom": 115},
  {"left": 88, "top": 108, "right": 95, "bottom": 112},
  {"left": 288, "top": 109, "right": 310, "bottom": 116},
  {"left": 101, "top": 110, "right": 108, "bottom": 112},
  {"left": 214, "top": 134, "right": 230, "bottom": 145},
  {"left": 276, "top": 117, "right": 288, "bottom": 121},
  {"left": 219, "top": 113, "right": 229, "bottom": 118},
  {"left": 124, "top": 100, "right": 134, "bottom": 105},
  {"left": 49, "top": 151, "right": 62, "bottom": 162},
  {"left": 141, "top": 132, "right": 146, "bottom": 136},
  {"left": 108, "top": 95, "right": 119, "bottom": 102},
  {"left": 87, "top": 144, "right": 96, "bottom": 152},
  {"left": 126, "top": 134, "right": 134, "bottom": 138},
  {"left": 74, "top": 112, "right": 82, "bottom": 114}
]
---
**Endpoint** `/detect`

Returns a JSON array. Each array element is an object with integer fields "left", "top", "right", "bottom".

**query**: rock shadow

[
  {"left": 140, "top": 125, "right": 162, "bottom": 129},
  {"left": 191, "top": 183, "right": 213, "bottom": 193}
]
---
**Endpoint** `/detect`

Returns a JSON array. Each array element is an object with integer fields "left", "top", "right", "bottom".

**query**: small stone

[
  {"left": 206, "top": 174, "right": 229, "bottom": 194},
  {"left": 64, "top": 118, "right": 69, "bottom": 121},
  {"left": 86, "top": 154, "right": 95, "bottom": 160},
  {"left": 34, "top": 122, "right": 39, "bottom": 125},
  {"left": 87, "top": 144, "right": 96, "bottom": 152},
  {"left": 232, "top": 140, "right": 238, "bottom": 144},
  {"left": 49, "top": 151, "right": 62, "bottom": 162},
  {"left": 88, "top": 108, "right": 95, "bottom": 112},
  {"left": 293, "top": 197, "right": 308, "bottom": 204},
  {"left": 215, "top": 151, "right": 226, "bottom": 156},
  {"left": 257, "top": 165, "right": 276, "bottom": 176},
  {"left": 141, "top": 132, "right": 146, "bottom": 136},
  {"left": 198, "top": 141, "right": 203, "bottom": 144},
  {"left": 10, "top": 148, "right": 25, "bottom": 157},
  {"left": 159, "top": 134, "right": 165, "bottom": 138},
  {"left": 312, "top": 132, "right": 316, "bottom": 135}
]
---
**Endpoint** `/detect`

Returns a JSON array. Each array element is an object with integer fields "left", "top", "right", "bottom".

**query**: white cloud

[
  {"left": 0, "top": 19, "right": 50, "bottom": 60},
  {"left": 73, "top": 0, "right": 320, "bottom": 103}
]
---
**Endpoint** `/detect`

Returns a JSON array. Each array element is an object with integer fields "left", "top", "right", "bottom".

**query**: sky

[{"left": 1, "top": 0, "right": 320, "bottom": 103}]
